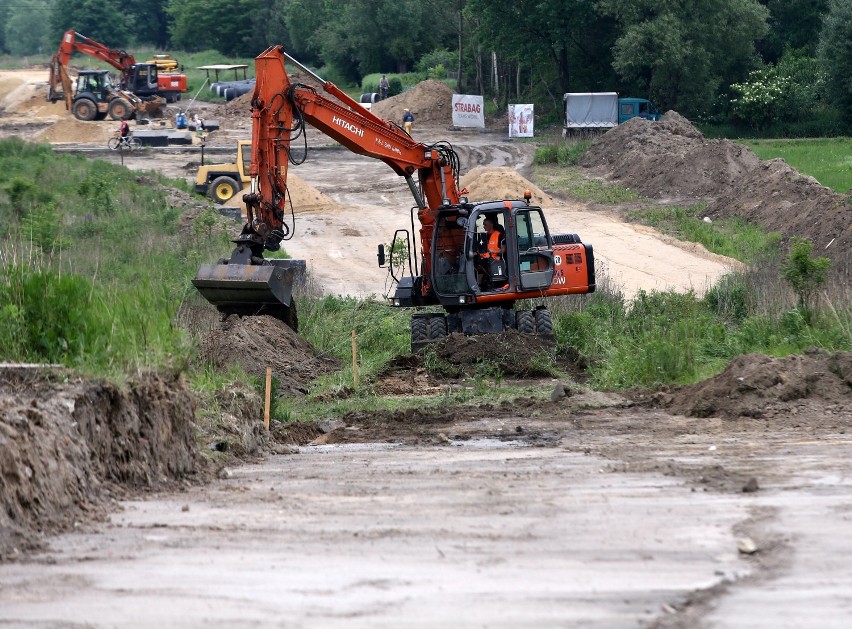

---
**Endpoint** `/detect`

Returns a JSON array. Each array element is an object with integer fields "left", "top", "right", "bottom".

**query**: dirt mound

[
  {"left": 705, "top": 159, "right": 851, "bottom": 262},
  {"left": 224, "top": 171, "right": 344, "bottom": 214},
  {"left": 198, "top": 314, "right": 341, "bottom": 396},
  {"left": 431, "top": 330, "right": 560, "bottom": 377},
  {"left": 581, "top": 112, "right": 762, "bottom": 200},
  {"left": 0, "top": 367, "right": 201, "bottom": 559},
  {"left": 461, "top": 166, "right": 555, "bottom": 206},
  {"left": 35, "top": 117, "right": 115, "bottom": 144},
  {"left": 371, "top": 79, "right": 454, "bottom": 127},
  {"left": 659, "top": 350, "right": 852, "bottom": 419}
]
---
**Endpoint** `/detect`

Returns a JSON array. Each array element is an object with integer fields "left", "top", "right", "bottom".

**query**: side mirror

[{"left": 377, "top": 244, "right": 386, "bottom": 267}]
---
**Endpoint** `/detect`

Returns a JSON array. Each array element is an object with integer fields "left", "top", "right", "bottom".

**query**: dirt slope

[{"left": 582, "top": 111, "right": 851, "bottom": 264}]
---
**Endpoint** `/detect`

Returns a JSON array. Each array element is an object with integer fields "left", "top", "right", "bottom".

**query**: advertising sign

[
  {"left": 452, "top": 94, "right": 485, "bottom": 128},
  {"left": 509, "top": 104, "right": 534, "bottom": 137}
]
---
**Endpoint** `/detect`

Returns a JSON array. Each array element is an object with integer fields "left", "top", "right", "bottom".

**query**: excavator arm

[{"left": 238, "top": 45, "right": 460, "bottom": 284}]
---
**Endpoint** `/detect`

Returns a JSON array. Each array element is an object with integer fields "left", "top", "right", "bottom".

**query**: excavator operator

[{"left": 476, "top": 215, "right": 508, "bottom": 291}]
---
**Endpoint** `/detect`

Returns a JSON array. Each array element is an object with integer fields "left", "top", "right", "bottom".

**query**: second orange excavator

[{"left": 193, "top": 45, "right": 595, "bottom": 351}]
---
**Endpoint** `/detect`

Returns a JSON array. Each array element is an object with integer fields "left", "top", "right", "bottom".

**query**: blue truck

[{"left": 562, "top": 92, "right": 661, "bottom": 134}]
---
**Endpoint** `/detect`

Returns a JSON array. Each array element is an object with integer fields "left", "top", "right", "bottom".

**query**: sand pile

[
  {"left": 224, "top": 171, "right": 344, "bottom": 214},
  {"left": 371, "top": 79, "right": 454, "bottom": 127},
  {"left": 35, "top": 117, "right": 115, "bottom": 143},
  {"left": 461, "top": 166, "right": 555, "bottom": 206},
  {"left": 0, "top": 368, "right": 201, "bottom": 558},
  {"left": 581, "top": 111, "right": 762, "bottom": 200}
]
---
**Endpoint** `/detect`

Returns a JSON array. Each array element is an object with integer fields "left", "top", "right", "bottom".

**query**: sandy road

[{"left": 2, "top": 410, "right": 852, "bottom": 627}]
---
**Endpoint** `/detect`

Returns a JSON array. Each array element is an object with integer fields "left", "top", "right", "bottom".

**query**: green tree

[
  {"left": 782, "top": 238, "right": 831, "bottom": 314},
  {"left": 817, "top": 0, "right": 852, "bottom": 119},
  {"left": 598, "top": 0, "right": 769, "bottom": 116},
  {"left": 5, "top": 0, "right": 51, "bottom": 55},
  {"left": 757, "top": 0, "right": 829, "bottom": 62},
  {"left": 286, "top": 0, "right": 449, "bottom": 83},
  {"left": 466, "top": 0, "right": 618, "bottom": 96},
  {"left": 168, "top": 0, "right": 260, "bottom": 56},
  {"left": 50, "top": 0, "right": 131, "bottom": 48},
  {"left": 126, "top": 0, "right": 171, "bottom": 48}
]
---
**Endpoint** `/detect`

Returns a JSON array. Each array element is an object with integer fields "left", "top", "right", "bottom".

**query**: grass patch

[
  {"left": 626, "top": 205, "right": 782, "bottom": 264},
  {"left": 276, "top": 379, "right": 554, "bottom": 423},
  {"left": 741, "top": 137, "right": 852, "bottom": 193},
  {"left": 549, "top": 281, "right": 851, "bottom": 390},
  {"left": 534, "top": 164, "right": 641, "bottom": 203},
  {"left": 534, "top": 140, "right": 592, "bottom": 166},
  {"left": 0, "top": 138, "right": 233, "bottom": 376}
]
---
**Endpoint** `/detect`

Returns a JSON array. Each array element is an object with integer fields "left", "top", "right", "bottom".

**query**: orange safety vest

[{"left": 483, "top": 230, "right": 503, "bottom": 259}]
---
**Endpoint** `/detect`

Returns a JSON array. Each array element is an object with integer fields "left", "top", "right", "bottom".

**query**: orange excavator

[
  {"left": 47, "top": 30, "right": 188, "bottom": 120},
  {"left": 192, "top": 45, "right": 595, "bottom": 351}
]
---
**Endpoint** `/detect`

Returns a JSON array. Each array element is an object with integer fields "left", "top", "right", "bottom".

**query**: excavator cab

[{"left": 430, "top": 202, "right": 557, "bottom": 303}]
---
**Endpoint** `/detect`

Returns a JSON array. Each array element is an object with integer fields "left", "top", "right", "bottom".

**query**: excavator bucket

[{"left": 192, "top": 259, "right": 305, "bottom": 329}]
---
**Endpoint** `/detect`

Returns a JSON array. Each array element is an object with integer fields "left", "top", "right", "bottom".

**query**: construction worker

[
  {"left": 477, "top": 216, "right": 507, "bottom": 290},
  {"left": 481, "top": 216, "right": 506, "bottom": 260},
  {"left": 402, "top": 108, "right": 414, "bottom": 135}
]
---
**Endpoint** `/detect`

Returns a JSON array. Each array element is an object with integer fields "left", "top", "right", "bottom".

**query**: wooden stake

[
  {"left": 351, "top": 330, "right": 359, "bottom": 387},
  {"left": 264, "top": 367, "right": 272, "bottom": 430}
]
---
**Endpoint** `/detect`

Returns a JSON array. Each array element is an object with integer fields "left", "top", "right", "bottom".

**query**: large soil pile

[
  {"left": 197, "top": 314, "right": 341, "bottom": 396},
  {"left": 371, "top": 79, "right": 454, "bottom": 127},
  {"left": 581, "top": 111, "right": 851, "bottom": 263},
  {"left": 0, "top": 367, "right": 202, "bottom": 559},
  {"left": 705, "top": 158, "right": 850, "bottom": 260},
  {"left": 658, "top": 350, "right": 852, "bottom": 419},
  {"left": 461, "top": 166, "right": 555, "bottom": 206},
  {"left": 581, "top": 112, "right": 761, "bottom": 200}
]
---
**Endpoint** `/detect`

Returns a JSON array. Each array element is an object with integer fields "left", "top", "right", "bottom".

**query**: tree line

[{"left": 1, "top": 0, "right": 850, "bottom": 132}]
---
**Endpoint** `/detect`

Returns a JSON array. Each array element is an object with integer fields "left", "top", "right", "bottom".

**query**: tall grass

[
  {"left": 0, "top": 138, "right": 234, "bottom": 375},
  {"left": 547, "top": 252, "right": 851, "bottom": 389},
  {"left": 626, "top": 205, "right": 782, "bottom": 263}
]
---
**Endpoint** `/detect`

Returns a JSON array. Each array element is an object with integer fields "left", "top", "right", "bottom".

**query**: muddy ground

[{"left": 1, "top": 69, "right": 851, "bottom": 626}]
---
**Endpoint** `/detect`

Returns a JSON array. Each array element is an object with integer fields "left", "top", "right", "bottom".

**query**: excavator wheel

[
  {"left": 534, "top": 308, "right": 553, "bottom": 336},
  {"left": 109, "top": 98, "right": 133, "bottom": 120},
  {"left": 516, "top": 310, "right": 535, "bottom": 334},
  {"left": 410, "top": 317, "right": 428, "bottom": 353},
  {"left": 208, "top": 176, "right": 240, "bottom": 204},
  {"left": 427, "top": 315, "right": 448, "bottom": 341},
  {"left": 71, "top": 98, "right": 97, "bottom": 121}
]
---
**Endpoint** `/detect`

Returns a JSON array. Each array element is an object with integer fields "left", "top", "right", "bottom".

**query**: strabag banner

[
  {"left": 509, "top": 104, "right": 534, "bottom": 137},
  {"left": 452, "top": 94, "right": 485, "bottom": 128}
]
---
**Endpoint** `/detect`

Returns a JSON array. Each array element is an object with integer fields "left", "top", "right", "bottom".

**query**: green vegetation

[
  {"left": 534, "top": 164, "right": 641, "bottom": 203},
  {"left": 626, "top": 205, "right": 782, "bottom": 263},
  {"left": 741, "top": 137, "right": 852, "bottom": 193},
  {"left": 0, "top": 138, "right": 233, "bottom": 374},
  {"left": 534, "top": 140, "right": 592, "bottom": 166},
  {"left": 548, "top": 266, "right": 850, "bottom": 389}
]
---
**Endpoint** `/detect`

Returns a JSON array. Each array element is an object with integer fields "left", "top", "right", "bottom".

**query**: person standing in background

[
  {"left": 402, "top": 108, "right": 414, "bottom": 135},
  {"left": 379, "top": 74, "right": 389, "bottom": 100}
]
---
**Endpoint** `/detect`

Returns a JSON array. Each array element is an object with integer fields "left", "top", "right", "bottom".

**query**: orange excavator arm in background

[
  {"left": 48, "top": 31, "right": 137, "bottom": 109},
  {"left": 238, "top": 45, "right": 461, "bottom": 289}
]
